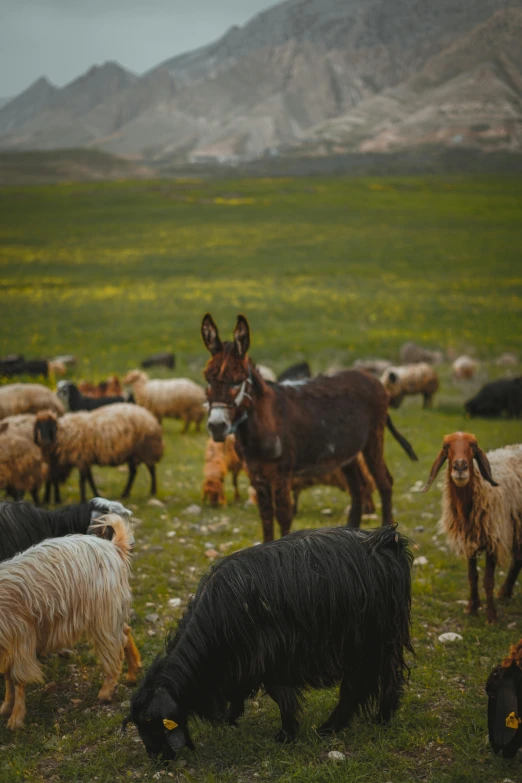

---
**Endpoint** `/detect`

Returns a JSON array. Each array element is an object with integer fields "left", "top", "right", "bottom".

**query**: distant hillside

[
  {"left": 0, "top": 0, "right": 521, "bottom": 165},
  {"left": 0, "top": 149, "right": 153, "bottom": 185}
]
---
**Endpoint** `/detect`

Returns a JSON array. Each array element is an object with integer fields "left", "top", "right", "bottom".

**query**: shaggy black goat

[
  {"left": 141, "top": 352, "right": 176, "bottom": 371},
  {"left": 486, "top": 639, "right": 522, "bottom": 758},
  {"left": 466, "top": 377, "right": 522, "bottom": 418},
  {"left": 0, "top": 497, "right": 131, "bottom": 562},
  {"left": 277, "top": 362, "right": 312, "bottom": 383},
  {"left": 126, "top": 526, "right": 413, "bottom": 761},
  {"left": 57, "top": 380, "right": 127, "bottom": 411}
]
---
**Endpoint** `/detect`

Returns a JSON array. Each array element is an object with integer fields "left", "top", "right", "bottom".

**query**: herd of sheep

[{"left": 0, "top": 337, "right": 521, "bottom": 764}]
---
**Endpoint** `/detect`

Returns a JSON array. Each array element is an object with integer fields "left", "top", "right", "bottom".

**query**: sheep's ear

[
  {"left": 201, "top": 314, "right": 222, "bottom": 356},
  {"left": 388, "top": 371, "right": 398, "bottom": 384},
  {"left": 471, "top": 444, "right": 499, "bottom": 486},
  {"left": 233, "top": 314, "right": 250, "bottom": 358},
  {"left": 422, "top": 447, "right": 447, "bottom": 492}
]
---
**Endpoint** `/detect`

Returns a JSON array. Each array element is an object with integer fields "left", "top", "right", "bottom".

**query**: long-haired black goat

[
  {"left": 486, "top": 638, "right": 522, "bottom": 758},
  {"left": 0, "top": 497, "right": 131, "bottom": 562},
  {"left": 126, "top": 525, "right": 413, "bottom": 761}
]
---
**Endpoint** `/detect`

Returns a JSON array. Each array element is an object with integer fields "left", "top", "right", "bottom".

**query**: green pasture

[{"left": 0, "top": 176, "right": 522, "bottom": 783}]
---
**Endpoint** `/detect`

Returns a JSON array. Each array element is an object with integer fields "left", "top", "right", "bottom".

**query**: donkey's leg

[
  {"left": 251, "top": 474, "right": 275, "bottom": 543},
  {"left": 274, "top": 475, "right": 293, "bottom": 538},
  {"left": 341, "top": 460, "right": 363, "bottom": 529},
  {"left": 362, "top": 431, "right": 394, "bottom": 526}
]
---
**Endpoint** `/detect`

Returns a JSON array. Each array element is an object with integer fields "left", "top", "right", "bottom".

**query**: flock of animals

[{"left": 0, "top": 316, "right": 521, "bottom": 766}]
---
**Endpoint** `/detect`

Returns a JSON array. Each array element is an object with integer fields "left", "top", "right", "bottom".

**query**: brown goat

[
  {"left": 202, "top": 314, "right": 417, "bottom": 542},
  {"left": 423, "top": 432, "right": 522, "bottom": 624},
  {"left": 78, "top": 376, "right": 123, "bottom": 398},
  {"left": 202, "top": 435, "right": 243, "bottom": 507}
]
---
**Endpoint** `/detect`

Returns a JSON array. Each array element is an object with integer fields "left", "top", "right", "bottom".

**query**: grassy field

[{"left": 0, "top": 176, "right": 522, "bottom": 783}]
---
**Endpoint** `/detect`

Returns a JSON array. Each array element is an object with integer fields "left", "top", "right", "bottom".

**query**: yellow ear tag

[
  {"left": 163, "top": 718, "right": 178, "bottom": 731},
  {"left": 505, "top": 712, "right": 521, "bottom": 729}
]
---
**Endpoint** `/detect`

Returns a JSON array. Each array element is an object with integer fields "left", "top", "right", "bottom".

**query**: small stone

[
  {"left": 168, "top": 598, "right": 182, "bottom": 608},
  {"left": 145, "top": 613, "right": 159, "bottom": 623},
  {"left": 149, "top": 545, "right": 164, "bottom": 552},
  {"left": 413, "top": 526, "right": 425, "bottom": 533},
  {"left": 438, "top": 632, "right": 463, "bottom": 643},
  {"left": 507, "top": 621, "right": 517, "bottom": 630},
  {"left": 166, "top": 531, "right": 176, "bottom": 538},
  {"left": 328, "top": 750, "right": 346, "bottom": 761},
  {"left": 71, "top": 699, "right": 82, "bottom": 706},
  {"left": 147, "top": 498, "right": 165, "bottom": 508},
  {"left": 456, "top": 600, "right": 468, "bottom": 605},
  {"left": 147, "top": 629, "right": 157, "bottom": 637},
  {"left": 321, "top": 508, "right": 333, "bottom": 516},
  {"left": 183, "top": 504, "right": 201, "bottom": 516},
  {"left": 121, "top": 700, "right": 131, "bottom": 709},
  {"left": 205, "top": 548, "right": 219, "bottom": 559},
  {"left": 413, "top": 556, "right": 428, "bottom": 566}
]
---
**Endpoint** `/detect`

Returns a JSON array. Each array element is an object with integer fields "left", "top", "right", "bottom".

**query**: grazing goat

[
  {"left": 0, "top": 421, "right": 48, "bottom": 503},
  {"left": 123, "top": 370, "right": 205, "bottom": 432},
  {"left": 486, "top": 639, "right": 522, "bottom": 758},
  {"left": 57, "top": 380, "right": 127, "bottom": 411},
  {"left": 0, "top": 514, "right": 141, "bottom": 730},
  {"left": 141, "top": 352, "right": 176, "bottom": 371},
  {"left": 399, "top": 342, "right": 443, "bottom": 365},
  {"left": 277, "top": 362, "right": 312, "bottom": 383},
  {"left": 0, "top": 383, "right": 64, "bottom": 420},
  {"left": 423, "top": 433, "right": 522, "bottom": 624},
  {"left": 125, "top": 526, "right": 413, "bottom": 760},
  {"left": 201, "top": 314, "right": 417, "bottom": 541},
  {"left": 381, "top": 363, "right": 439, "bottom": 409},
  {"left": 0, "top": 497, "right": 131, "bottom": 563},
  {"left": 202, "top": 435, "right": 242, "bottom": 507},
  {"left": 0, "top": 358, "right": 66, "bottom": 379},
  {"left": 34, "top": 404, "right": 164, "bottom": 503},
  {"left": 465, "top": 378, "right": 522, "bottom": 418}
]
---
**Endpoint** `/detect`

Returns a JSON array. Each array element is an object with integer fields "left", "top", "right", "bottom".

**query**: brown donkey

[{"left": 201, "top": 314, "right": 418, "bottom": 542}]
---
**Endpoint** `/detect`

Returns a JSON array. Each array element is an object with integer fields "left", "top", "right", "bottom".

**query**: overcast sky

[{"left": 0, "top": 0, "right": 278, "bottom": 98}]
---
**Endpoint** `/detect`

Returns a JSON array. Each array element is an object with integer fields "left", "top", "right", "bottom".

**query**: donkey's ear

[
  {"left": 422, "top": 446, "right": 448, "bottom": 492},
  {"left": 201, "top": 314, "right": 222, "bottom": 356},
  {"left": 471, "top": 443, "right": 499, "bottom": 487},
  {"left": 233, "top": 315, "right": 250, "bottom": 358}
]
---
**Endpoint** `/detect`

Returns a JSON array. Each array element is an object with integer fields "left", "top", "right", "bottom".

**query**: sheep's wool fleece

[
  {"left": 438, "top": 444, "right": 522, "bottom": 563},
  {"left": 382, "top": 363, "right": 437, "bottom": 395}
]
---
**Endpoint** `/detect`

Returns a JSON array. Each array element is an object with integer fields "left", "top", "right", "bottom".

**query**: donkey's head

[{"left": 201, "top": 314, "right": 254, "bottom": 442}]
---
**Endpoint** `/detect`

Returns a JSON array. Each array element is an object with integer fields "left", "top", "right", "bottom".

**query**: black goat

[
  {"left": 141, "top": 352, "right": 176, "bottom": 371},
  {"left": 466, "top": 377, "right": 522, "bottom": 418},
  {"left": 57, "top": 380, "right": 126, "bottom": 411},
  {"left": 276, "top": 361, "right": 312, "bottom": 383},
  {"left": 486, "top": 639, "right": 522, "bottom": 758},
  {"left": 0, "top": 497, "right": 131, "bottom": 563},
  {"left": 126, "top": 526, "right": 413, "bottom": 761}
]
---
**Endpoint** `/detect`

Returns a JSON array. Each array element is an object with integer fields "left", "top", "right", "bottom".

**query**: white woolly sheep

[
  {"left": 0, "top": 383, "right": 64, "bottom": 420},
  {"left": 423, "top": 432, "right": 522, "bottom": 624},
  {"left": 34, "top": 403, "right": 164, "bottom": 504},
  {"left": 0, "top": 513, "right": 141, "bottom": 730},
  {"left": 452, "top": 355, "right": 479, "bottom": 380},
  {"left": 256, "top": 364, "right": 277, "bottom": 382},
  {"left": 0, "top": 420, "right": 48, "bottom": 503},
  {"left": 123, "top": 370, "right": 205, "bottom": 432},
  {"left": 381, "top": 363, "right": 439, "bottom": 409}
]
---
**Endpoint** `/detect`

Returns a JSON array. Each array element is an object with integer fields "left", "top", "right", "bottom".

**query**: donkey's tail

[{"left": 386, "top": 414, "right": 418, "bottom": 461}]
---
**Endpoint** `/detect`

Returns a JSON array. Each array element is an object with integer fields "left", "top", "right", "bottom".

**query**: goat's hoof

[
  {"left": 487, "top": 615, "right": 498, "bottom": 625},
  {"left": 316, "top": 724, "right": 334, "bottom": 737},
  {"left": 7, "top": 716, "right": 24, "bottom": 730},
  {"left": 465, "top": 603, "right": 480, "bottom": 615},
  {"left": 0, "top": 704, "right": 13, "bottom": 718},
  {"left": 125, "top": 675, "right": 139, "bottom": 687},
  {"left": 275, "top": 728, "right": 297, "bottom": 744}
]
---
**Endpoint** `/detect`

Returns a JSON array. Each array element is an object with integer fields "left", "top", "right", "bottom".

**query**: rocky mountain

[{"left": 0, "top": 0, "right": 521, "bottom": 164}]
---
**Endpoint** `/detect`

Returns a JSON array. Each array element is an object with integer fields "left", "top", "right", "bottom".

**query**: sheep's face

[
  {"left": 381, "top": 369, "right": 401, "bottom": 400},
  {"left": 201, "top": 313, "right": 252, "bottom": 443},
  {"left": 423, "top": 432, "right": 499, "bottom": 492},
  {"left": 486, "top": 662, "right": 522, "bottom": 758},
  {"left": 126, "top": 685, "right": 193, "bottom": 762},
  {"left": 123, "top": 370, "right": 146, "bottom": 386},
  {"left": 34, "top": 413, "right": 58, "bottom": 447}
]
